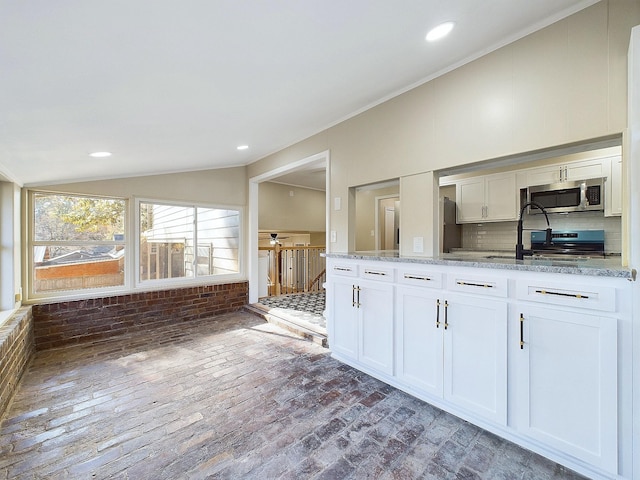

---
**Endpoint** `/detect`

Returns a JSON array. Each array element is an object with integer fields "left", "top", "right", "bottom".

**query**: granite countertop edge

[{"left": 322, "top": 251, "right": 634, "bottom": 279}]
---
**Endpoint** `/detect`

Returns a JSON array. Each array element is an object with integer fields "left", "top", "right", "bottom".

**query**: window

[
  {"left": 27, "top": 193, "right": 242, "bottom": 300},
  {"left": 30, "top": 192, "right": 126, "bottom": 296},
  {"left": 138, "top": 202, "right": 240, "bottom": 283}
]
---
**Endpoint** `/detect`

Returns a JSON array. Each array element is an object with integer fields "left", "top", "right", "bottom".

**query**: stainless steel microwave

[{"left": 527, "top": 178, "right": 603, "bottom": 214}]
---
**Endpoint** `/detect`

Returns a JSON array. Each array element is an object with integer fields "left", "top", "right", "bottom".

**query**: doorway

[
  {"left": 376, "top": 195, "right": 400, "bottom": 250},
  {"left": 248, "top": 151, "right": 330, "bottom": 304}
]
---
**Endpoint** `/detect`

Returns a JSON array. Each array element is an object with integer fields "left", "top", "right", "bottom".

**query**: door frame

[{"left": 248, "top": 150, "right": 330, "bottom": 304}]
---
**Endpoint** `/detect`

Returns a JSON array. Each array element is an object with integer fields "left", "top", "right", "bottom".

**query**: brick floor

[{"left": 0, "top": 311, "right": 588, "bottom": 479}]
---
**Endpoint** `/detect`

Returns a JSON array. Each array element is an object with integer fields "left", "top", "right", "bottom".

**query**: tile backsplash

[{"left": 461, "top": 212, "right": 622, "bottom": 253}]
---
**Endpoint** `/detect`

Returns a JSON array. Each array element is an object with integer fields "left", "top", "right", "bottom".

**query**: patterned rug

[
  {"left": 259, "top": 291, "right": 325, "bottom": 315},
  {"left": 258, "top": 292, "right": 326, "bottom": 330}
]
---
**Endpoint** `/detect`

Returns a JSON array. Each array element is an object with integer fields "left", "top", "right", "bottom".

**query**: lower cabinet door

[
  {"left": 515, "top": 306, "right": 618, "bottom": 473},
  {"left": 395, "top": 286, "right": 443, "bottom": 397},
  {"left": 327, "top": 278, "right": 358, "bottom": 360},
  {"left": 359, "top": 280, "right": 394, "bottom": 376},
  {"left": 443, "top": 294, "right": 508, "bottom": 425}
]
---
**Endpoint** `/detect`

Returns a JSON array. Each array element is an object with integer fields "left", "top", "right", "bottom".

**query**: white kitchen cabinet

[
  {"left": 396, "top": 284, "right": 507, "bottom": 425},
  {"left": 456, "top": 172, "right": 518, "bottom": 223},
  {"left": 514, "top": 306, "right": 618, "bottom": 473},
  {"left": 328, "top": 275, "right": 359, "bottom": 359},
  {"left": 326, "top": 256, "right": 632, "bottom": 480},
  {"left": 525, "top": 157, "right": 606, "bottom": 186},
  {"left": 395, "top": 286, "right": 443, "bottom": 398},
  {"left": 326, "top": 263, "right": 394, "bottom": 376},
  {"left": 605, "top": 155, "right": 622, "bottom": 217},
  {"left": 358, "top": 278, "right": 394, "bottom": 375},
  {"left": 443, "top": 293, "right": 507, "bottom": 425}
]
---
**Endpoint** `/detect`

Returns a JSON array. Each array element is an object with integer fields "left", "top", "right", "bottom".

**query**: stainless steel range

[{"left": 530, "top": 229, "right": 605, "bottom": 259}]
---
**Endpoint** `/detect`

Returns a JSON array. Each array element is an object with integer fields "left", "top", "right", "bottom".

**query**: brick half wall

[
  {"left": 0, "top": 307, "right": 35, "bottom": 419},
  {"left": 32, "top": 282, "right": 248, "bottom": 351}
]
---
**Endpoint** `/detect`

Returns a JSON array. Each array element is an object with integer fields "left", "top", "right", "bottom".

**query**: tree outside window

[{"left": 31, "top": 192, "right": 126, "bottom": 294}]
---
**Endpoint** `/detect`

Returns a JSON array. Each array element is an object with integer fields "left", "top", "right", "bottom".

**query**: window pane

[
  {"left": 139, "top": 203, "right": 194, "bottom": 280},
  {"left": 33, "top": 245, "right": 125, "bottom": 293},
  {"left": 32, "top": 193, "right": 126, "bottom": 295},
  {"left": 197, "top": 207, "right": 240, "bottom": 275},
  {"left": 34, "top": 193, "right": 125, "bottom": 242}
]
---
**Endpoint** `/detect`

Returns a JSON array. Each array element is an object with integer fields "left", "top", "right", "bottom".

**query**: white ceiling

[{"left": 0, "top": 0, "right": 599, "bottom": 187}]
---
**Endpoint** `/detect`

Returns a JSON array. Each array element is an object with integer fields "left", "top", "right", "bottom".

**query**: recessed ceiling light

[
  {"left": 426, "top": 22, "right": 455, "bottom": 42},
  {"left": 237, "top": 145, "right": 249, "bottom": 151},
  {"left": 89, "top": 151, "right": 112, "bottom": 158}
]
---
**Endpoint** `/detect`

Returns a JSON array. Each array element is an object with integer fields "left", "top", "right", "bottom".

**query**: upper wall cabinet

[
  {"left": 525, "top": 157, "right": 607, "bottom": 186},
  {"left": 456, "top": 172, "right": 518, "bottom": 223},
  {"left": 605, "top": 155, "right": 622, "bottom": 217}
]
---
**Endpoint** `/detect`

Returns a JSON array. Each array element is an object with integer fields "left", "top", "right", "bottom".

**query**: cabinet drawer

[
  {"left": 516, "top": 280, "right": 615, "bottom": 312},
  {"left": 447, "top": 273, "right": 508, "bottom": 297},
  {"left": 330, "top": 263, "right": 358, "bottom": 277},
  {"left": 360, "top": 265, "right": 395, "bottom": 282},
  {"left": 397, "top": 269, "right": 444, "bottom": 289}
]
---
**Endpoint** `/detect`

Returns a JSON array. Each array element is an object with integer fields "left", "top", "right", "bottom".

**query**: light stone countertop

[{"left": 323, "top": 250, "right": 635, "bottom": 280}]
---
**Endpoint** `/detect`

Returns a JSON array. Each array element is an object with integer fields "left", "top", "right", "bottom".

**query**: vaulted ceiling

[{"left": 0, "top": 0, "right": 599, "bottom": 186}]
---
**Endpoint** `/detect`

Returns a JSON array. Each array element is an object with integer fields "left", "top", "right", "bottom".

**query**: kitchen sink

[{"left": 484, "top": 255, "right": 515, "bottom": 259}]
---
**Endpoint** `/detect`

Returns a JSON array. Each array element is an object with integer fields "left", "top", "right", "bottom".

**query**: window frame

[
  {"left": 26, "top": 189, "right": 129, "bottom": 301},
  {"left": 25, "top": 191, "right": 245, "bottom": 302},
  {"left": 134, "top": 197, "right": 244, "bottom": 289}
]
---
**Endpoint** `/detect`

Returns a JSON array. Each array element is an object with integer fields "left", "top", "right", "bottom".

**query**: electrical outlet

[{"left": 330, "top": 230, "right": 337, "bottom": 242}]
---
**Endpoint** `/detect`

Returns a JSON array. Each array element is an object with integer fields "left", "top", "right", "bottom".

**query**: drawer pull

[
  {"left": 365, "top": 270, "right": 388, "bottom": 276},
  {"left": 535, "top": 289, "right": 589, "bottom": 300},
  {"left": 404, "top": 274, "right": 431, "bottom": 281},
  {"left": 334, "top": 267, "right": 352, "bottom": 272},
  {"left": 457, "top": 281, "right": 494, "bottom": 288}
]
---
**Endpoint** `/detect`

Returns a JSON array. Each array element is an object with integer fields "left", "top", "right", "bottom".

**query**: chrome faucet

[{"left": 516, "top": 202, "right": 552, "bottom": 260}]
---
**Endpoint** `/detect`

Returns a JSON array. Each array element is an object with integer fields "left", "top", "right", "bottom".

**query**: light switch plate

[{"left": 334, "top": 197, "right": 341, "bottom": 211}]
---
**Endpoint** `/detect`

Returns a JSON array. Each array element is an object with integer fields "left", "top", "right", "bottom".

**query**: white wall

[
  {"left": 36, "top": 167, "right": 247, "bottom": 206},
  {"left": 354, "top": 184, "right": 399, "bottom": 251},
  {"left": 258, "top": 182, "right": 325, "bottom": 233},
  {"left": 248, "top": 1, "right": 640, "bottom": 256}
]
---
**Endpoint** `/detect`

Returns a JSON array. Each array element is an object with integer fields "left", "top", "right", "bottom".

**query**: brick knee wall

[
  {"left": 32, "top": 282, "right": 248, "bottom": 351},
  {"left": 0, "top": 307, "right": 35, "bottom": 419}
]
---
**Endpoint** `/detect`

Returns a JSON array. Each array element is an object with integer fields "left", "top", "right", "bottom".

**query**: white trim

[
  {"left": 627, "top": 26, "right": 640, "bottom": 480},
  {"left": 248, "top": 150, "right": 330, "bottom": 304}
]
